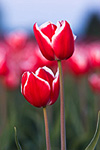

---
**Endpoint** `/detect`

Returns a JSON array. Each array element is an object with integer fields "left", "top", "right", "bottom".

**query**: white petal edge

[
  {"left": 52, "top": 21, "right": 66, "bottom": 43},
  {"left": 73, "top": 34, "right": 77, "bottom": 40},
  {"left": 39, "top": 21, "right": 52, "bottom": 30},
  {"left": 54, "top": 67, "right": 59, "bottom": 78},
  {"left": 35, "top": 66, "right": 54, "bottom": 78},
  {"left": 21, "top": 71, "right": 51, "bottom": 96},
  {"left": 21, "top": 72, "right": 30, "bottom": 94},
  {"left": 31, "top": 72, "right": 51, "bottom": 91},
  {"left": 35, "top": 23, "right": 52, "bottom": 45},
  {"left": 48, "top": 68, "right": 59, "bottom": 105}
]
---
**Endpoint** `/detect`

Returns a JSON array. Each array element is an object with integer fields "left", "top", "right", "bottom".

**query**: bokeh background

[{"left": 0, "top": 0, "right": 100, "bottom": 150}]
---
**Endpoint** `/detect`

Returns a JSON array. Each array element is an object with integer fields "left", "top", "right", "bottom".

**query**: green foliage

[
  {"left": 85, "top": 111, "right": 100, "bottom": 150},
  {"left": 14, "top": 127, "right": 22, "bottom": 150},
  {"left": 0, "top": 73, "right": 100, "bottom": 150}
]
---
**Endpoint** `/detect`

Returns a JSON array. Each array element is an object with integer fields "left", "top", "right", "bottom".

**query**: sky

[{"left": 0, "top": 0, "right": 100, "bottom": 35}]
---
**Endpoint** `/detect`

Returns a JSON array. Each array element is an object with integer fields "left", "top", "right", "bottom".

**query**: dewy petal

[
  {"left": 52, "top": 20, "right": 74, "bottom": 60},
  {"left": 33, "top": 23, "right": 55, "bottom": 60},
  {"left": 21, "top": 71, "right": 51, "bottom": 107},
  {"left": 49, "top": 68, "right": 60, "bottom": 105}
]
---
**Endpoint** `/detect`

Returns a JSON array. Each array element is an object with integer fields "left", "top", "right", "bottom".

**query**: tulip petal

[
  {"left": 49, "top": 68, "right": 60, "bottom": 105},
  {"left": 52, "top": 20, "right": 74, "bottom": 60},
  {"left": 21, "top": 71, "right": 51, "bottom": 107},
  {"left": 35, "top": 66, "right": 54, "bottom": 88},
  {"left": 40, "top": 22, "right": 57, "bottom": 41},
  {"left": 36, "top": 66, "right": 54, "bottom": 77},
  {"left": 33, "top": 23, "right": 55, "bottom": 60},
  {"left": 21, "top": 71, "right": 29, "bottom": 94}
]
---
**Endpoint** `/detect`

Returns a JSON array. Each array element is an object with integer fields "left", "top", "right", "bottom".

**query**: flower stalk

[
  {"left": 43, "top": 107, "right": 51, "bottom": 150},
  {"left": 0, "top": 84, "right": 7, "bottom": 136},
  {"left": 58, "top": 60, "right": 66, "bottom": 150}
]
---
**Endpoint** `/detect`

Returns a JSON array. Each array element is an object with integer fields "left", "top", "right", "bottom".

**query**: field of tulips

[{"left": 0, "top": 21, "right": 100, "bottom": 150}]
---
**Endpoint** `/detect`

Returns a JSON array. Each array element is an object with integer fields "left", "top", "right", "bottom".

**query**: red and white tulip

[
  {"left": 33, "top": 20, "right": 74, "bottom": 61},
  {"left": 21, "top": 66, "right": 59, "bottom": 107}
]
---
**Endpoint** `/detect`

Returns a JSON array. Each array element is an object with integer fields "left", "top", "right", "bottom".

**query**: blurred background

[{"left": 0, "top": 0, "right": 100, "bottom": 150}]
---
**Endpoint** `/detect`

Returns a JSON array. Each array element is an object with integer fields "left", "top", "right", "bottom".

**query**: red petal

[
  {"left": 40, "top": 22, "right": 57, "bottom": 41},
  {"left": 52, "top": 21, "right": 74, "bottom": 60},
  {"left": 21, "top": 72, "right": 50, "bottom": 107},
  {"left": 21, "top": 72, "right": 29, "bottom": 95},
  {"left": 49, "top": 68, "right": 60, "bottom": 105},
  {"left": 33, "top": 23, "right": 55, "bottom": 60},
  {"left": 35, "top": 66, "right": 54, "bottom": 88}
]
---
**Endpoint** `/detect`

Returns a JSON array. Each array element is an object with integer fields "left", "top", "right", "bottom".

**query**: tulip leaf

[
  {"left": 14, "top": 127, "right": 22, "bottom": 150},
  {"left": 85, "top": 111, "right": 100, "bottom": 150}
]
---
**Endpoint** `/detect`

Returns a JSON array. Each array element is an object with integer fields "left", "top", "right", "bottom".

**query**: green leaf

[
  {"left": 14, "top": 127, "right": 22, "bottom": 150},
  {"left": 85, "top": 111, "right": 100, "bottom": 150}
]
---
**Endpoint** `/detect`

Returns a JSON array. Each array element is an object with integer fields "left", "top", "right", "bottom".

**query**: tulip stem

[
  {"left": 43, "top": 107, "right": 51, "bottom": 150},
  {"left": 0, "top": 84, "right": 7, "bottom": 136},
  {"left": 58, "top": 60, "right": 66, "bottom": 150}
]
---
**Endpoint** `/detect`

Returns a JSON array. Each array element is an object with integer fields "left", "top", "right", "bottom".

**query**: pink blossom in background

[
  {"left": 0, "top": 42, "right": 9, "bottom": 76},
  {"left": 0, "top": 31, "right": 56, "bottom": 89},
  {"left": 88, "top": 73, "right": 100, "bottom": 93},
  {"left": 68, "top": 43, "right": 90, "bottom": 76},
  {"left": 88, "top": 41, "right": 100, "bottom": 70}
]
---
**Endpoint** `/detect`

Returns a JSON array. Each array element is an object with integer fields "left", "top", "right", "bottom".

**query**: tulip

[
  {"left": 88, "top": 73, "right": 100, "bottom": 93},
  {"left": 89, "top": 41, "right": 100, "bottom": 69},
  {"left": 0, "top": 35, "right": 56, "bottom": 89},
  {"left": 0, "top": 53, "right": 8, "bottom": 76},
  {"left": 68, "top": 44, "right": 90, "bottom": 76},
  {"left": 21, "top": 66, "right": 59, "bottom": 107},
  {"left": 5, "top": 30, "right": 28, "bottom": 49},
  {"left": 33, "top": 20, "right": 74, "bottom": 61},
  {"left": 0, "top": 42, "right": 9, "bottom": 76},
  {"left": 3, "top": 71, "right": 20, "bottom": 89}
]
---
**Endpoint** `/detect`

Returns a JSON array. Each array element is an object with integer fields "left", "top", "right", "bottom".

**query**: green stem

[
  {"left": 58, "top": 60, "right": 66, "bottom": 150},
  {"left": 14, "top": 127, "right": 22, "bottom": 150},
  {"left": 85, "top": 111, "right": 100, "bottom": 150},
  {"left": 43, "top": 107, "right": 51, "bottom": 150},
  {"left": 0, "top": 84, "right": 7, "bottom": 136}
]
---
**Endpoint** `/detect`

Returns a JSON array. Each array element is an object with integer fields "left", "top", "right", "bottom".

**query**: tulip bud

[
  {"left": 33, "top": 20, "right": 74, "bottom": 61},
  {"left": 21, "top": 66, "right": 59, "bottom": 107}
]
